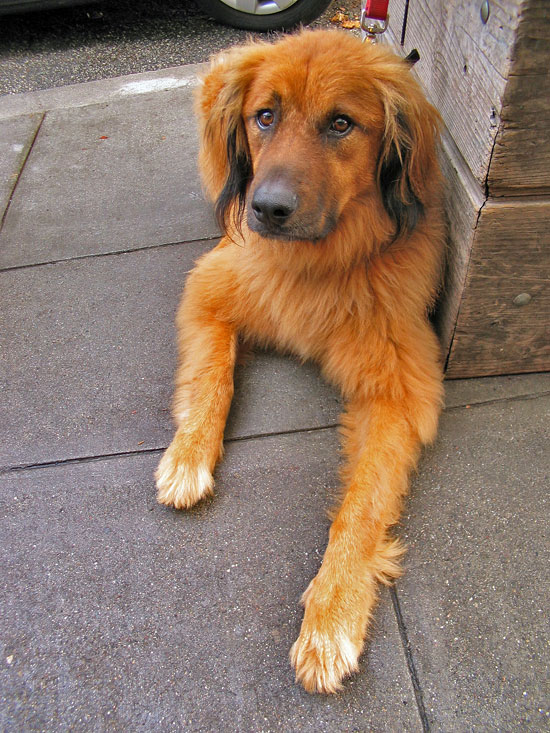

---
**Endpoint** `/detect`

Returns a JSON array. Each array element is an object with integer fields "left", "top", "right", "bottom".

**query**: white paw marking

[
  {"left": 333, "top": 630, "right": 358, "bottom": 674},
  {"left": 291, "top": 627, "right": 360, "bottom": 694},
  {"left": 156, "top": 458, "right": 213, "bottom": 510}
]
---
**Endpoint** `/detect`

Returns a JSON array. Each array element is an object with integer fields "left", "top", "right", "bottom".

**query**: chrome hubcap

[{"left": 216, "top": 0, "right": 301, "bottom": 15}]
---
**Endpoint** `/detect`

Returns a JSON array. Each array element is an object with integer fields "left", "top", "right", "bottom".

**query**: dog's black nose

[{"left": 251, "top": 180, "right": 298, "bottom": 228}]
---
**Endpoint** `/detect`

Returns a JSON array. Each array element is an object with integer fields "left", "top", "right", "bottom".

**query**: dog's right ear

[{"left": 196, "top": 45, "right": 266, "bottom": 234}]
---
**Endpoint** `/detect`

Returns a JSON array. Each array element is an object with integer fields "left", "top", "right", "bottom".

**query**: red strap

[{"left": 365, "top": 0, "right": 389, "bottom": 20}]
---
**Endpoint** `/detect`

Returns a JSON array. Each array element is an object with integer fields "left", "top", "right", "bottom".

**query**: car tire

[{"left": 200, "top": 0, "right": 334, "bottom": 31}]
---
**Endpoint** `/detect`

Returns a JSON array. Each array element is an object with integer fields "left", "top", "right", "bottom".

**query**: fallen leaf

[{"left": 331, "top": 11, "right": 360, "bottom": 28}]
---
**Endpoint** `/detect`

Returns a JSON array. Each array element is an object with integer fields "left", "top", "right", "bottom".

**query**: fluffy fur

[{"left": 156, "top": 29, "right": 445, "bottom": 694}]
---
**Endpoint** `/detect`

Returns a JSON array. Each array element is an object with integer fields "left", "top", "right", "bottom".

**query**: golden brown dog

[{"left": 156, "top": 29, "right": 445, "bottom": 694}]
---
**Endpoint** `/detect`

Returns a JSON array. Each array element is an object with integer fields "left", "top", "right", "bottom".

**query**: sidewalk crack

[
  {"left": 0, "top": 446, "right": 164, "bottom": 474},
  {"left": 390, "top": 585, "right": 430, "bottom": 733},
  {"left": 0, "top": 234, "right": 221, "bottom": 274},
  {"left": 444, "top": 388, "right": 550, "bottom": 413},
  {"left": 227, "top": 422, "right": 339, "bottom": 444},
  {"left": 0, "top": 423, "right": 340, "bottom": 474},
  {"left": 0, "top": 111, "right": 46, "bottom": 236}
]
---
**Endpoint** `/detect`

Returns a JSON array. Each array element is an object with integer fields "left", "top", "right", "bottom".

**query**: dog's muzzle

[
  {"left": 249, "top": 178, "right": 298, "bottom": 233},
  {"left": 248, "top": 174, "right": 336, "bottom": 242}
]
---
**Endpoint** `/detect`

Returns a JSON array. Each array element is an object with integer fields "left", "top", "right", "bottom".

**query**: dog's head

[{"left": 196, "top": 30, "right": 441, "bottom": 250}]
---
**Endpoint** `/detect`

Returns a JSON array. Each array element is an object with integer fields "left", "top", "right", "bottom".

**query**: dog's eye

[
  {"left": 330, "top": 116, "right": 353, "bottom": 135},
  {"left": 256, "top": 110, "right": 275, "bottom": 129}
]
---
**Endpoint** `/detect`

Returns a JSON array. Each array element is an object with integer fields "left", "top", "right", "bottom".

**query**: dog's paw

[
  {"left": 155, "top": 442, "right": 214, "bottom": 509},
  {"left": 290, "top": 570, "right": 368, "bottom": 693},
  {"left": 290, "top": 619, "right": 361, "bottom": 694}
]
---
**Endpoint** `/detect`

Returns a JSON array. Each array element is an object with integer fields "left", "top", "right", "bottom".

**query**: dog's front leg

[
  {"left": 156, "top": 274, "right": 237, "bottom": 510},
  {"left": 290, "top": 390, "right": 439, "bottom": 693}
]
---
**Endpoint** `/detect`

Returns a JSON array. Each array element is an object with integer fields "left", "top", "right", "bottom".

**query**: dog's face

[
  {"left": 241, "top": 56, "right": 386, "bottom": 242},
  {"left": 197, "top": 30, "right": 441, "bottom": 250}
]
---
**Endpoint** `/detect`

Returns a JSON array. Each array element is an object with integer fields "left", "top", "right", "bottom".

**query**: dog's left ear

[
  {"left": 196, "top": 44, "right": 267, "bottom": 234},
  {"left": 376, "top": 65, "right": 441, "bottom": 240}
]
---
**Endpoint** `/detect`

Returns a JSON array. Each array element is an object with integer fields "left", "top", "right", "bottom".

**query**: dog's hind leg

[
  {"left": 290, "top": 353, "right": 442, "bottom": 693},
  {"left": 155, "top": 266, "right": 238, "bottom": 510}
]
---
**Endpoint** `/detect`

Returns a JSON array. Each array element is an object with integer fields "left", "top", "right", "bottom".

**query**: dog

[{"left": 156, "top": 29, "right": 445, "bottom": 694}]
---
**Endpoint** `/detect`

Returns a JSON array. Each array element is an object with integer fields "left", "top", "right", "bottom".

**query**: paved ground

[
  {"left": 0, "top": 0, "right": 358, "bottom": 94},
  {"left": 1, "top": 64, "right": 549, "bottom": 732},
  {"left": 0, "top": 0, "right": 250, "bottom": 95}
]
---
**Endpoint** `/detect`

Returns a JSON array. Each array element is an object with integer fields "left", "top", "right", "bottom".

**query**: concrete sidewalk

[{"left": 1, "top": 68, "right": 549, "bottom": 732}]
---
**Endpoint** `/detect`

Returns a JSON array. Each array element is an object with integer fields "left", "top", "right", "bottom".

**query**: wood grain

[
  {"left": 385, "top": 1, "right": 550, "bottom": 377},
  {"left": 488, "top": 0, "right": 550, "bottom": 195},
  {"left": 434, "top": 129, "right": 485, "bottom": 358},
  {"left": 446, "top": 198, "right": 550, "bottom": 377},
  {"left": 387, "top": 0, "right": 522, "bottom": 185}
]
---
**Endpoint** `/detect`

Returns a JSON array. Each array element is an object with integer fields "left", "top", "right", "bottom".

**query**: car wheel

[{"left": 200, "top": 0, "right": 334, "bottom": 31}]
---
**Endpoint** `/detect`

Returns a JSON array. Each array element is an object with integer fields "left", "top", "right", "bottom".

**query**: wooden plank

[
  {"left": 386, "top": 1, "right": 550, "bottom": 377},
  {"left": 445, "top": 198, "right": 550, "bottom": 378},
  {"left": 488, "top": 0, "right": 550, "bottom": 195},
  {"left": 505, "top": 0, "right": 550, "bottom": 75},
  {"left": 387, "top": 0, "right": 522, "bottom": 186},
  {"left": 434, "top": 129, "right": 484, "bottom": 357}
]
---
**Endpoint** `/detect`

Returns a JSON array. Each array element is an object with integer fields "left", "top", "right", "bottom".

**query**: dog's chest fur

[{"left": 230, "top": 246, "right": 375, "bottom": 362}]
